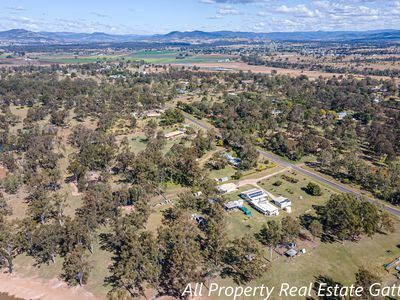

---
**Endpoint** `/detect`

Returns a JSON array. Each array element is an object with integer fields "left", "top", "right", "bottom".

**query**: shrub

[
  {"left": 305, "top": 182, "right": 322, "bottom": 196},
  {"left": 2, "top": 174, "right": 21, "bottom": 194}
]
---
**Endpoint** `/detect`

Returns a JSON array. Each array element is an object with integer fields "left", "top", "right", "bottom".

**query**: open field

[
  {"left": 213, "top": 222, "right": 400, "bottom": 300},
  {"left": 214, "top": 170, "right": 400, "bottom": 300},
  {"left": 129, "top": 51, "right": 233, "bottom": 64},
  {"left": 178, "top": 61, "right": 395, "bottom": 81},
  {"left": 31, "top": 51, "right": 234, "bottom": 65}
]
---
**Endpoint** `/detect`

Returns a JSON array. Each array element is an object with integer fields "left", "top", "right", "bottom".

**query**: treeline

[{"left": 242, "top": 54, "right": 400, "bottom": 77}]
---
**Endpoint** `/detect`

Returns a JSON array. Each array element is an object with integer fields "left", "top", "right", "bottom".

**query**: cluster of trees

[
  {"left": 0, "top": 62, "right": 397, "bottom": 298},
  {"left": 306, "top": 194, "right": 395, "bottom": 241},
  {"left": 242, "top": 54, "right": 400, "bottom": 77},
  {"left": 177, "top": 73, "right": 399, "bottom": 204},
  {"left": 159, "top": 108, "right": 184, "bottom": 126},
  {"left": 105, "top": 193, "right": 268, "bottom": 298},
  {"left": 257, "top": 216, "right": 301, "bottom": 259},
  {"left": 317, "top": 151, "right": 400, "bottom": 204}
]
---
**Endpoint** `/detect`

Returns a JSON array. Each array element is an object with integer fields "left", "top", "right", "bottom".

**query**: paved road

[{"left": 184, "top": 114, "right": 400, "bottom": 217}]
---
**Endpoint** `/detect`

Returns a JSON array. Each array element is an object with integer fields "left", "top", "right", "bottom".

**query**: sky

[{"left": 1, "top": 0, "right": 400, "bottom": 34}]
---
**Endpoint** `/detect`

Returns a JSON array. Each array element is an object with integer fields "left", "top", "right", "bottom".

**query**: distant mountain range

[{"left": 0, "top": 28, "right": 399, "bottom": 44}]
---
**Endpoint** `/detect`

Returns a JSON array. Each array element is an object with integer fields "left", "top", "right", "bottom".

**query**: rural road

[{"left": 184, "top": 114, "right": 400, "bottom": 217}]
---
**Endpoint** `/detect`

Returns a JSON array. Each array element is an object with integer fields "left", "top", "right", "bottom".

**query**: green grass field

[
  {"left": 214, "top": 169, "right": 400, "bottom": 299},
  {"left": 214, "top": 223, "right": 400, "bottom": 300},
  {"left": 129, "top": 50, "right": 232, "bottom": 64}
]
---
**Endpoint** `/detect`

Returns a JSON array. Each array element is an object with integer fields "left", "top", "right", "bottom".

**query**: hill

[{"left": 0, "top": 28, "right": 399, "bottom": 44}]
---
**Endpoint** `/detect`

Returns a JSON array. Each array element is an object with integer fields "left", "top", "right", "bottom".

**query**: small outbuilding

[
  {"left": 217, "top": 183, "right": 238, "bottom": 194},
  {"left": 224, "top": 199, "right": 244, "bottom": 210},
  {"left": 273, "top": 196, "right": 292, "bottom": 208},
  {"left": 285, "top": 249, "right": 298, "bottom": 257},
  {"left": 164, "top": 130, "right": 185, "bottom": 140},
  {"left": 239, "top": 206, "right": 252, "bottom": 216}
]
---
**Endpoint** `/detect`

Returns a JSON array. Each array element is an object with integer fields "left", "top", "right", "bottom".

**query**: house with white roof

[
  {"left": 272, "top": 196, "right": 292, "bottom": 208},
  {"left": 240, "top": 188, "right": 279, "bottom": 216}
]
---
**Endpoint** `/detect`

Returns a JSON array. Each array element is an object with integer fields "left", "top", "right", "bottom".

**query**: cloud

[
  {"left": 218, "top": 6, "right": 241, "bottom": 15},
  {"left": 3, "top": 15, "right": 136, "bottom": 34},
  {"left": 276, "top": 4, "right": 317, "bottom": 18},
  {"left": 208, "top": 15, "right": 224, "bottom": 19},
  {"left": 257, "top": 11, "right": 268, "bottom": 16},
  {"left": 5, "top": 5, "right": 25, "bottom": 11},
  {"left": 92, "top": 12, "right": 109, "bottom": 18},
  {"left": 199, "top": 0, "right": 260, "bottom": 3}
]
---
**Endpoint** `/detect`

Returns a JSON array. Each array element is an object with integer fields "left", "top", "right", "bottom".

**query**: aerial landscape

[{"left": 0, "top": 0, "right": 400, "bottom": 299}]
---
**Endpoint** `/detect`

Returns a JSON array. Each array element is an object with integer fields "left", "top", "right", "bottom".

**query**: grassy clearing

[
  {"left": 216, "top": 170, "right": 400, "bottom": 299},
  {"left": 213, "top": 221, "right": 400, "bottom": 300},
  {"left": 37, "top": 54, "right": 131, "bottom": 64},
  {"left": 13, "top": 232, "right": 112, "bottom": 299},
  {"left": 128, "top": 51, "right": 232, "bottom": 65},
  {"left": 258, "top": 170, "right": 335, "bottom": 219},
  {"left": 209, "top": 166, "right": 236, "bottom": 180},
  {"left": 222, "top": 169, "right": 334, "bottom": 230}
]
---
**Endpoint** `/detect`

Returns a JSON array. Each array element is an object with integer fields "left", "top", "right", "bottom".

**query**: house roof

[
  {"left": 217, "top": 183, "right": 238, "bottom": 192},
  {"left": 286, "top": 249, "right": 298, "bottom": 257},
  {"left": 164, "top": 130, "right": 185, "bottom": 138},
  {"left": 224, "top": 199, "right": 244, "bottom": 209},
  {"left": 273, "top": 196, "right": 291, "bottom": 204}
]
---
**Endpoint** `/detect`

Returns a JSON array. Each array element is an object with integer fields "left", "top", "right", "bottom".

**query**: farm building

[
  {"left": 164, "top": 130, "right": 185, "bottom": 140},
  {"left": 337, "top": 111, "right": 348, "bottom": 120},
  {"left": 224, "top": 199, "right": 244, "bottom": 210},
  {"left": 241, "top": 188, "right": 279, "bottom": 216},
  {"left": 273, "top": 196, "right": 292, "bottom": 208},
  {"left": 249, "top": 199, "right": 279, "bottom": 216},
  {"left": 217, "top": 183, "right": 238, "bottom": 194},
  {"left": 223, "top": 153, "right": 241, "bottom": 167},
  {"left": 144, "top": 109, "right": 164, "bottom": 118},
  {"left": 191, "top": 214, "right": 205, "bottom": 225},
  {"left": 240, "top": 188, "right": 270, "bottom": 202},
  {"left": 285, "top": 249, "right": 298, "bottom": 257}
]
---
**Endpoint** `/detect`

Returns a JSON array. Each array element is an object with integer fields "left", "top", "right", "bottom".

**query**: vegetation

[{"left": 0, "top": 55, "right": 397, "bottom": 299}]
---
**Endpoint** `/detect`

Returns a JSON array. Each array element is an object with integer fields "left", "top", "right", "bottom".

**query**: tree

[
  {"left": 0, "top": 193, "right": 12, "bottom": 222},
  {"left": 1, "top": 174, "right": 21, "bottom": 194},
  {"left": 0, "top": 220, "right": 19, "bottom": 274},
  {"left": 309, "top": 220, "right": 323, "bottom": 239},
  {"left": 238, "top": 142, "right": 259, "bottom": 170},
  {"left": 52, "top": 193, "right": 68, "bottom": 227},
  {"left": 158, "top": 218, "right": 203, "bottom": 296},
  {"left": 27, "top": 190, "right": 53, "bottom": 225},
  {"left": 281, "top": 216, "right": 300, "bottom": 243},
  {"left": 32, "top": 223, "right": 62, "bottom": 264},
  {"left": 202, "top": 204, "right": 227, "bottom": 278},
  {"left": 62, "top": 244, "right": 92, "bottom": 286},
  {"left": 108, "top": 229, "right": 160, "bottom": 298},
  {"left": 159, "top": 109, "right": 184, "bottom": 126},
  {"left": 257, "top": 220, "right": 281, "bottom": 260},
  {"left": 354, "top": 267, "right": 381, "bottom": 300},
  {"left": 115, "top": 147, "right": 135, "bottom": 174},
  {"left": 223, "top": 235, "right": 268, "bottom": 284},
  {"left": 207, "top": 152, "right": 228, "bottom": 170},
  {"left": 319, "top": 194, "right": 381, "bottom": 241},
  {"left": 378, "top": 211, "right": 395, "bottom": 233},
  {"left": 305, "top": 182, "right": 323, "bottom": 196}
]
